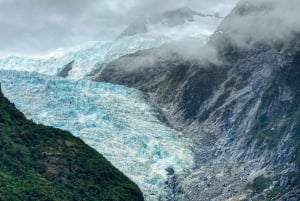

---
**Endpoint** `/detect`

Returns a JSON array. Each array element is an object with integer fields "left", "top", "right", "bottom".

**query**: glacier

[
  {"left": 0, "top": 9, "right": 224, "bottom": 199},
  {"left": 0, "top": 12, "right": 222, "bottom": 81},
  {"left": 0, "top": 70, "right": 194, "bottom": 201},
  {"left": 0, "top": 36, "right": 168, "bottom": 80}
]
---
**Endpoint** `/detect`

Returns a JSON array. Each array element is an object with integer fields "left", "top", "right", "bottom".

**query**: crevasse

[{"left": 0, "top": 70, "right": 194, "bottom": 201}]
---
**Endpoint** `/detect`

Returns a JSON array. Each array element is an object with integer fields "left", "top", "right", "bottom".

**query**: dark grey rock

[{"left": 57, "top": 60, "right": 74, "bottom": 78}]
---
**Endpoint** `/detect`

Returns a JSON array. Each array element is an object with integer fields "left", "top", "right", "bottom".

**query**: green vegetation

[
  {"left": 266, "top": 185, "right": 287, "bottom": 200},
  {"left": 252, "top": 114, "right": 290, "bottom": 149},
  {"left": 292, "top": 110, "right": 300, "bottom": 168},
  {"left": 252, "top": 52, "right": 300, "bottom": 152},
  {"left": 248, "top": 52, "right": 300, "bottom": 200},
  {"left": 248, "top": 176, "right": 272, "bottom": 194},
  {"left": 0, "top": 86, "right": 144, "bottom": 201},
  {"left": 287, "top": 53, "right": 300, "bottom": 169},
  {"left": 265, "top": 171, "right": 300, "bottom": 200}
]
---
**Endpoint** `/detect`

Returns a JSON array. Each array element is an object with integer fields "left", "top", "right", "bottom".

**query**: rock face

[
  {"left": 90, "top": 0, "right": 300, "bottom": 200},
  {"left": 57, "top": 60, "right": 74, "bottom": 78},
  {"left": 0, "top": 86, "right": 144, "bottom": 201},
  {"left": 1, "top": 0, "right": 299, "bottom": 200}
]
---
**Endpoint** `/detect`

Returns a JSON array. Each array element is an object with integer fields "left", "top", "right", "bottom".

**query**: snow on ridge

[
  {"left": 0, "top": 36, "right": 168, "bottom": 80},
  {"left": 0, "top": 12, "right": 222, "bottom": 81}
]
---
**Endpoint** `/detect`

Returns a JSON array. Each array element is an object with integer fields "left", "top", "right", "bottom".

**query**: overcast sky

[{"left": 0, "top": 0, "right": 238, "bottom": 58}]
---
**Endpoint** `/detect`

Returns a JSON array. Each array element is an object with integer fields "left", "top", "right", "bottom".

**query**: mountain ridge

[
  {"left": 118, "top": 7, "right": 222, "bottom": 38},
  {"left": 1, "top": 0, "right": 299, "bottom": 200},
  {"left": 89, "top": 0, "right": 300, "bottom": 200}
]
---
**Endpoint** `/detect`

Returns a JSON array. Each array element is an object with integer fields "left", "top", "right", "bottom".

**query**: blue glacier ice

[
  {"left": 0, "top": 70, "right": 194, "bottom": 201},
  {"left": 0, "top": 36, "right": 168, "bottom": 79}
]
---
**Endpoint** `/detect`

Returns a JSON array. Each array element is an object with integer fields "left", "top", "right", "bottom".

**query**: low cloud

[
  {"left": 0, "top": 0, "right": 238, "bottom": 58},
  {"left": 217, "top": 0, "right": 300, "bottom": 48},
  {"left": 165, "top": 0, "right": 300, "bottom": 66}
]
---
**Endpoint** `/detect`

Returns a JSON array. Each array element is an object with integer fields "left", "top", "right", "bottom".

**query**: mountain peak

[{"left": 118, "top": 7, "right": 222, "bottom": 39}]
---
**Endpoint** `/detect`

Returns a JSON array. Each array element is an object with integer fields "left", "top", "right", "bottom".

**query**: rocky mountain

[
  {"left": 0, "top": 6, "right": 226, "bottom": 201},
  {"left": 90, "top": 0, "right": 300, "bottom": 200},
  {"left": 0, "top": 85, "right": 144, "bottom": 200},
  {"left": 1, "top": 0, "right": 299, "bottom": 200},
  {"left": 0, "top": 8, "right": 222, "bottom": 82}
]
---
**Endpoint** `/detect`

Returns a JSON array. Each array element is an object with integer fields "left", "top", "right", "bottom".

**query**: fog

[
  {"left": 157, "top": 0, "right": 300, "bottom": 67},
  {"left": 218, "top": 0, "right": 300, "bottom": 48},
  {"left": 128, "top": 0, "right": 300, "bottom": 67},
  {"left": 0, "top": 0, "right": 237, "bottom": 58}
]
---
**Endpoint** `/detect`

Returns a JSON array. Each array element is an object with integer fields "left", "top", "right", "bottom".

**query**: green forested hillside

[{"left": 0, "top": 86, "right": 144, "bottom": 201}]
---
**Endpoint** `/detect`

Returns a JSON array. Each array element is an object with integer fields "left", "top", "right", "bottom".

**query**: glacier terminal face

[{"left": 0, "top": 70, "right": 194, "bottom": 201}]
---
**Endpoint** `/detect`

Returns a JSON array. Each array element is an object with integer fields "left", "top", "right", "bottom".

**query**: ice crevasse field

[
  {"left": 0, "top": 7, "right": 227, "bottom": 200},
  {"left": 0, "top": 70, "right": 195, "bottom": 200},
  {"left": 0, "top": 24, "right": 220, "bottom": 198}
]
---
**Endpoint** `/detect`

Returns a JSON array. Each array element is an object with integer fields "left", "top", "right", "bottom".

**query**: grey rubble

[{"left": 90, "top": 1, "right": 300, "bottom": 200}]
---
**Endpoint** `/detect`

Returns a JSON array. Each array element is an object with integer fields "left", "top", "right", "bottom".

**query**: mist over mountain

[
  {"left": 0, "top": 6, "right": 224, "bottom": 80},
  {"left": 118, "top": 7, "right": 222, "bottom": 39},
  {"left": 91, "top": 0, "right": 300, "bottom": 200},
  {"left": 0, "top": 0, "right": 300, "bottom": 200},
  {"left": 0, "top": 0, "right": 238, "bottom": 58}
]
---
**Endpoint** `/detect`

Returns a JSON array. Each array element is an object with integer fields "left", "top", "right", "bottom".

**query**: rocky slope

[
  {"left": 1, "top": 0, "right": 299, "bottom": 200},
  {"left": 0, "top": 85, "right": 144, "bottom": 201},
  {"left": 90, "top": 0, "right": 300, "bottom": 200}
]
